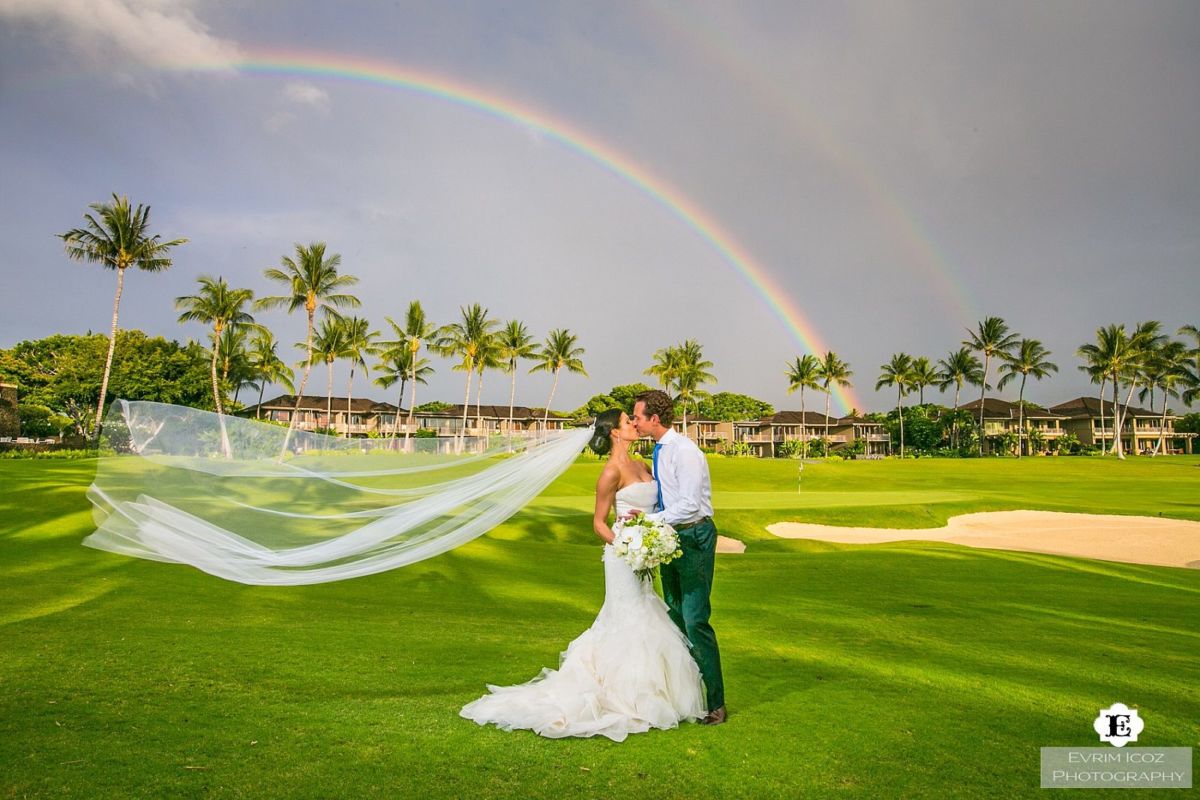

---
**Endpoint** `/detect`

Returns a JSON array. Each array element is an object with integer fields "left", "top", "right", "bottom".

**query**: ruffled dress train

[{"left": 459, "top": 482, "right": 705, "bottom": 741}]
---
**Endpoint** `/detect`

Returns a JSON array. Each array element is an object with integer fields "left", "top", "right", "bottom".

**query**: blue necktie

[{"left": 652, "top": 442, "right": 664, "bottom": 511}]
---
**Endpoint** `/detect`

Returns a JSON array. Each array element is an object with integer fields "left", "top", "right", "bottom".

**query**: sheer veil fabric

[{"left": 84, "top": 400, "right": 592, "bottom": 585}]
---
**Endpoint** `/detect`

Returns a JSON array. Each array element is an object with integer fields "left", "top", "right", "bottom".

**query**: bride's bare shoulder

[{"left": 596, "top": 462, "right": 621, "bottom": 491}]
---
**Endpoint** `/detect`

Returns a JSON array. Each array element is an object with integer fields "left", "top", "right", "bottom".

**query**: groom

[{"left": 631, "top": 389, "right": 726, "bottom": 725}]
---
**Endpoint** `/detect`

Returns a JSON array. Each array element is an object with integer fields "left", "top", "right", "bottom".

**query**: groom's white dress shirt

[{"left": 646, "top": 429, "right": 713, "bottom": 527}]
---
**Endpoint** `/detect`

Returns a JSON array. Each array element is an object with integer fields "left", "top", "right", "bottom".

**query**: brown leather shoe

[{"left": 701, "top": 706, "right": 727, "bottom": 726}]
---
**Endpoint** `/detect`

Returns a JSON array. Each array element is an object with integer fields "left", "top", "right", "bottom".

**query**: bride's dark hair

[{"left": 587, "top": 408, "right": 624, "bottom": 455}]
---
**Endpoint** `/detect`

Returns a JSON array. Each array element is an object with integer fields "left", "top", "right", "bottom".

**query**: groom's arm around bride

[{"left": 631, "top": 390, "right": 726, "bottom": 725}]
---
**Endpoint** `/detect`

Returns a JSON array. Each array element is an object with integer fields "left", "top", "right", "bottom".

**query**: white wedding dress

[{"left": 460, "top": 481, "right": 705, "bottom": 741}]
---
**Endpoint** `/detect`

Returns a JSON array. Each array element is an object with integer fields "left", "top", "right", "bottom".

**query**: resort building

[
  {"left": 958, "top": 398, "right": 1067, "bottom": 456},
  {"left": 1049, "top": 396, "right": 1194, "bottom": 455},
  {"left": 670, "top": 411, "right": 890, "bottom": 458},
  {"left": 239, "top": 395, "right": 573, "bottom": 438}
]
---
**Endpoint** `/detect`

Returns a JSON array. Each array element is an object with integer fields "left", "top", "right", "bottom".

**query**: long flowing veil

[{"left": 84, "top": 400, "right": 592, "bottom": 585}]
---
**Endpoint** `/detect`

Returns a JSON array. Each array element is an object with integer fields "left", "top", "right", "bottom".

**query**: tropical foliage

[
  {"left": 0, "top": 332, "right": 211, "bottom": 436},
  {"left": 695, "top": 392, "right": 774, "bottom": 422}
]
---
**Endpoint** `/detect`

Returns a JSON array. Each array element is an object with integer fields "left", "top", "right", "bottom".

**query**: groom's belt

[{"left": 676, "top": 516, "right": 712, "bottom": 529}]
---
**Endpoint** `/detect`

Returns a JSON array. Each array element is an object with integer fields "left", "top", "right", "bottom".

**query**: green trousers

[{"left": 660, "top": 517, "right": 725, "bottom": 711}]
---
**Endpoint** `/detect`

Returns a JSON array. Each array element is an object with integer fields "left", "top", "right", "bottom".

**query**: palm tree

[
  {"left": 381, "top": 301, "right": 438, "bottom": 442},
  {"left": 434, "top": 304, "right": 498, "bottom": 446},
  {"left": 374, "top": 347, "right": 432, "bottom": 442},
  {"left": 909, "top": 357, "right": 938, "bottom": 406},
  {"left": 257, "top": 242, "right": 359, "bottom": 454},
  {"left": 996, "top": 339, "right": 1058, "bottom": 457},
  {"left": 673, "top": 340, "right": 716, "bottom": 434},
  {"left": 1076, "top": 354, "right": 1109, "bottom": 447},
  {"left": 174, "top": 275, "right": 256, "bottom": 458},
  {"left": 1138, "top": 339, "right": 1190, "bottom": 455},
  {"left": 339, "top": 316, "right": 379, "bottom": 438},
  {"left": 59, "top": 194, "right": 187, "bottom": 441},
  {"left": 936, "top": 347, "right": 984, "bottom": 449},
  {"left": 497, "top": 320, "right": 538, "bottom": 436},
  {"left": 817, "top": 351, "right": 853, "bottom": 445},
  {"left": 1076, "top": 323, "right": 1161, "bottom": 459},
  {"left": 471, "top": 332, "right": 504, "bottom": 432},
  {"left": 876, "top": 353, "right": 914, "bottom": 458},
  {"left": 247, "top": 329, "right": 295, "bottom": 419},
  {"left": 1179, "top": 324, "right": 1200, "bottom": 406},
  {"left": 309, "top": 318, "right": 349, "bottom": 435},
  {"left": 964, "top": 317, "right": 1019, "bottom": 455},
  {"left": 644, "top": 346, "right": 682, "bottom": 392},
  {"left": 1110, "top": 322, "right": 1166, "bottom": 457},
  {"left": 530, "top": 329, "right": 587, "bottom": 432},
  {"left": 216, "top": 325, "right": 257, "bottom": 405},
  {"left": 785, "top": 354, "right": 821, "bottom": 458}
]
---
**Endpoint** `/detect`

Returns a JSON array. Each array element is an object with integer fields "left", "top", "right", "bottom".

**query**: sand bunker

[
  {"left": 716, "top": 535, "right": 746, "bottom": 554},
  {"left": 767, "top": 510, "right": 1200, "bottom": 569}
]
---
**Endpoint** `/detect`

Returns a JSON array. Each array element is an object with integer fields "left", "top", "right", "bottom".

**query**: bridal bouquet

[{"left": 612, "top": 512, "right": 683, "bottom": 581}]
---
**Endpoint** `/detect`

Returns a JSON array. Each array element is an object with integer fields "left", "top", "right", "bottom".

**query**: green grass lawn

[{"left": 2, "top": 456, "right": 1198, "bottom": 798}]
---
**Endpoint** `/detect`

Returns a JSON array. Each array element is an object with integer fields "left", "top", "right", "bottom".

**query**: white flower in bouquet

[{"left": 611, "top": 512, "right": 683, "bottom": 581}]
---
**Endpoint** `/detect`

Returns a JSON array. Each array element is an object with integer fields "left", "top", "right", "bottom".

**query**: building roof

[
  {"left": 959, "top": 397, "right": 1065, "bottom": 419},
  {"left": 411, "top": 404, "right": 570, "bottom": 420},
  {"left": 1049, "top": 396, "right": 1161, "bottom": 419},
  {"left": 242, "top": 397, "right": 574, "bottom": 419},
  {"left": 765, "top": 410, "right": 839, "bottom": 425},
  {"left": 835, "top": 415, "right": 885, "bottom": 426},
  {"left": 243, "top": 394, "right": 400, "bottom": 414}
]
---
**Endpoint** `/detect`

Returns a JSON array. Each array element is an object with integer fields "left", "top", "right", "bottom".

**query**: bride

[{"left": 460, "top": 408, "right": 705, "bottom": 741}]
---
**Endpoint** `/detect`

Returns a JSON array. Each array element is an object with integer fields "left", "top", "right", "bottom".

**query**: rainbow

[
  {"left": 638, "top": 5, "right": 978, "bottom": 324},
  {"left": 185, "top": 51, "right": 864, "bottom": 412}
]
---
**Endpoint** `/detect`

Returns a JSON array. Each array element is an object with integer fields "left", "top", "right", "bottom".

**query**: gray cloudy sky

[{"left": 1, "top": 0, "right": 1196, "bottom": 414}]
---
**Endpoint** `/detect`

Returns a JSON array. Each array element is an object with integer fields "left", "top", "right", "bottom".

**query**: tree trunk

[
  {"left": 897, "top": 385, "right": 905, "bottom": 458},
  {"left": 1017, "top": 373, "right": 1027, "bottom": 458},
  {"left": 405, "top": 369, "right": 418, "bottom": 446},
  {"left": 508, "top": 360, "right": 517, "bottom": 444},
  {"left": 326, "top": 361, "right": 334, "bottom": 436},
  {"left": 278, "top": 308, "right": 315, "bottom": 459},
  {"left": 1152, "top": 391, "right": 1168, "bottom": 456},
  {"left": 1116, "top": 380, "right": 1140, "bottom": 457},
  {"left": 391, "top": 378, "right": 406, "bottom": 445},
  {"left": 210, "top": 326, "right": 232, "bottom": 459},
  {"left": 93, "top": 266, "right": 127, "bottom": 443},
  {"left": 823, "top": 389, "right": 832, "bottom": 446},
  {"left": 1108, "top": 374, "right": 1118, "bottom": 455},
  {"left": 1097, "top": 376, "right": 1107, "bottom": 451},
  {"left": 475, "top": 366, "right": 484, "bottom": 432},
  {"left": 460, "top": 368, "right": 473, "bottom": 451},
  {"left": 682, "top": 390, "right": 689, "bottom": 435},
  {"left": 952, "top": 382, "right": 962, "bottom": 450},
  {"left": 543, "top": 368, "right": 561, "bottom": 434},
  {"left": 345, "top": 366, "right": 355, "bottom": 438},
  {"left": 977, "top": 353, "right": 990, "bottom": 456},
  {"left": 800, "top": 388, "right": 807, "bottom": 459},
  {"left": 256, "top": 380, "right": 265, "bottom": 420}
]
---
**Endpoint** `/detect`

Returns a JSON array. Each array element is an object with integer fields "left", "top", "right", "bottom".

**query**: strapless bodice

[{"left": 615, "top": 481, "right": 658, "bottom": 517}]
